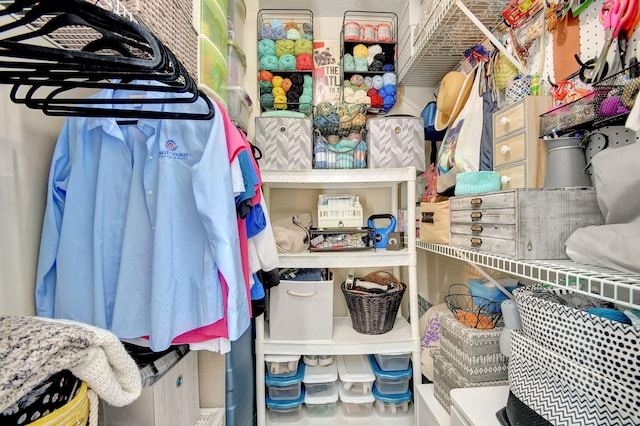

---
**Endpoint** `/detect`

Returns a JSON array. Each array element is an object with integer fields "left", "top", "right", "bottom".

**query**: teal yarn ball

[
  {"left": 258, "top": 39, "right": 276, "bottom": 58},
  {"left": 279, "top": 54, "right": 297, "bottom": 70},
  {"left": 259, "top": 55, "right": 279, "bottom": 71}
]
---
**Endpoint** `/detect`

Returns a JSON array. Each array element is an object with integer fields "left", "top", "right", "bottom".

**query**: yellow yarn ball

[
  {"left": 274, "top": 94, "right": 288, "bottom": 109},
  {"left": 353, "top": 44, "right": 369, "bottom": 58},
  {"left": 272, "top": 75, "right": 284, "bottom": 87},
  {"left": 272, "top": 87, "right": 286, "bottom": 97}
]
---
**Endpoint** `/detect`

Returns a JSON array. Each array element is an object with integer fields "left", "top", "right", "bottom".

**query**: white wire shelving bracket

[
  {"left": 399, "top": 0, "right": 525, "bottom": 86},
  {"left": 417, "top": 241, "right": 640, "bottom": 310}
]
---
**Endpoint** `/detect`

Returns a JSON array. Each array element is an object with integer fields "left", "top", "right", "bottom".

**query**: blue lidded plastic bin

[
  {"left": 265, "top": 362, "right": 305, "bottom": 401},
  {"left": 372, "top": 386, "right": 413, "bottom": 416},
  {"left": 266, "top": 389, "right": 305, "bottom": 422},
  {"left": 467, "top": 278, "right": 523, "bottom": 313},
  {"left": 368, "top": 355, "right": 412, "bottom": 395}
]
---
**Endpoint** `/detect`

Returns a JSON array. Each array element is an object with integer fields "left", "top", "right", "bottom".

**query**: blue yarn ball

[{"left": 382, "top": 64, "right": 395, "bottom": 72}]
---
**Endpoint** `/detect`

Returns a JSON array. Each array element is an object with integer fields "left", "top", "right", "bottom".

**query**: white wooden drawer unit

[
  {"left": 101, "top": 351, "right": 200, "bottom": 426},
  {"left": 449, "top": 189, "right": 603, "bottom": 260},
  {"left": 493, "top": 96, "right": 551, "bottom": 190}
]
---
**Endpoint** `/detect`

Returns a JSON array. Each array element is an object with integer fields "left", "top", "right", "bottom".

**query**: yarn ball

[
  {"left": 354, "top": 89, "right": 368, "bottom": 102},
  {"left": 364, "top": 76, "right": 374, "bottom": 87},
  {"left": 270, "top": 18, "right": 284, "bottom": 29},
  {"left": 272, "top": 86, "right": 286, "bottom": 97},
  {"left": 366, "top": 88, "right": 378, "bottom": 97},
  {"left": 275, "top": 39, "right": 295, "bottom": 58},
  {"left": 286, "top": 28, "right": 301, "bottom": 40},
  {"left": 335, "top": 139, "right": 359, "bottom": 151},
  {"left": 302, "top": 34, "right": 313, "bottom": 40},
  {"left": 258, "top": 39, "right": 276, "bottom": 58},
  {"left": 290, "top": 73, "right": 304, "bottom": 86},
  {"left": 287, "top": 91, "right": 301, "bottom": 104},
  {"left": 367, "top": 44, "right": 382, "bottom": 65},
  {"left": 284, "top": 21, "right": 299, "bottom": 31},
  {"left": 361, "top": 95, "right": 372, "bottom": 105},
  {"left": 302, "top": 23, "right": 313, "bottom": 36},
  {"left": 271, "top": 75, "right": 283, "bottom": 87},
  {"left": 369, "top": 59, "right": 383, "bottom": 71},
  {"left": 598, "top": 96, "right": 630, "bottom": 116},
  {"left": 259, "top": 80, "right": 273, "bottom": 94},
  {"left": 281, "top": 78, "right": 292, "bottom": 92},
  {"left": 273, "top": 27, "right": 287, "bottom": 39},
  {"left": 259, "top": 55, "right": 279, "bottom": 71},
  {"left": 258, "top": 25, "right": 274, "bottom": 40},
  {"left": 260, "top": 93, "right": 274, "bottom": 108},
  {"left": 355, "top": 57, "right": 369, "bottom": 72},
  {"left": 382, "top": 72, "right": 397, "bottom": 86},
  {"left": 274, "top": 94, "right": 287, "bottom": 109},
  {"left": 347, "top": 132, "right": 362, "bottom": 142},
  {"left": 382, "top": 64, "right": 395, "bottom": 72},
  {"left": 259, "top": 70, "right": 273, "bottom": 81},
  {"left": 379, "top": 84, "right": 397, "bottom": 97},
  {"left": 372, "top": 75, "right": 384, "bottom": 89},
  {"left": 343, "top": 53, "right": 355, "bottom": 72},
  {"left": 353, "top": 44, "right": 369, "bottom": 58},
  {"left": 374, "top": 53, "right": 386, "bottom": 63},
  {"left": 294, "top": 39, "right": 313, "bottom": 56},
  {"left": 350, "top": 113, "right": 366, "bottom": 127},
  {"left": 348, "top": 74, "right": 364, "bottom": 87},
  {"left": 296, "top": 53, "right": 313, "bottom": 70},
  {"left": 279, "top": 54, "right": 297, "bottom": 70},
  {"left": 370, "top": 94, "right": 383, "bottom": 108},
  {"left": 382, "top": 94, "right": 396, "bottom": 111},
  {"left": 302, "top": 86, "right": 313, "bottom": 98},
  {"left": 303, "top": 74, "right": 313, "bottom": 88}
]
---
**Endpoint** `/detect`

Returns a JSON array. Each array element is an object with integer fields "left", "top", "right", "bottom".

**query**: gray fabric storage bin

[
  {"left": 255, "top": 116, "right": 313, "bottom": 169},
  {"left": 365, "top": 116, "right": 425, "bottom": 170}
]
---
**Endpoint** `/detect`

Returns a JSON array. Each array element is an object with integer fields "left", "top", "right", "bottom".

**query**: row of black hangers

[{"left": 0, "top": 0, "right": 215, "bottom": 120}]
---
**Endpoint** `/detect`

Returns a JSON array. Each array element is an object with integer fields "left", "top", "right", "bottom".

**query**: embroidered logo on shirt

[{"left": 159, "top": 140, "right": 189, "bottom": 160}]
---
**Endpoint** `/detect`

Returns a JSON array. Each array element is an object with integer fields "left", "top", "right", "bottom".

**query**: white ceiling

[{"left": 258, "top": 0, "right": 407, "bottom": 17}]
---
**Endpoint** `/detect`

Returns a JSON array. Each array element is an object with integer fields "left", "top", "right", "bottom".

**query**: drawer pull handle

[
  {"left": 470, "top": 197, "right": 482, "bottom": 206},
  {"left": 470, "top": 211, "right": 483, "bottom": 220},
  {"left": 500, "top": 117, "right": 510, "bottom": 126},
  {"left": 501, "top": 175, "right": 511, "bottom": 185},
  {"left": 287, "top": 290, "right": 317, "bottom": 297},
  {"left": 471, "top": 224, "right": 483, "bottom": 234},
  {"left": 176, "top": 375, "right": 183, "bottom": 388},
  {"left": 471, "top": 237, "right": 483, "bottom": 247},
  {"left": 500, "top": 146, "right": 511, "bottom": 155}
]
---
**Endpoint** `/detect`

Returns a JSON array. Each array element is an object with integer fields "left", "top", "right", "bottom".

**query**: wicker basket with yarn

[
  {"left": 341, "top": 270, "right": 406, "bottom": 335},
  {"left": 313, "top": 101, "right": 368, "bottom": 137}
]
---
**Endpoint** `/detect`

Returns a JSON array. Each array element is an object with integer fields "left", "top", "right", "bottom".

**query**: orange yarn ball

[{"left": 259, "top": 70, "right": 273, "bottom": 81}]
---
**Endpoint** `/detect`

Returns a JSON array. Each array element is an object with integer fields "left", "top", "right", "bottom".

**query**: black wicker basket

[
  {"left": 341, "top": 271, "right": 406, "bottom": 335},
  {"left": 444, "top": 283, "right": 502, "bottom": 330}
]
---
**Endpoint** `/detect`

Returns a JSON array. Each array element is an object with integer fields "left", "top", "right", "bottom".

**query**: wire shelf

[{"left": 417, "top": 241, "right": 640, "bottom": 310}]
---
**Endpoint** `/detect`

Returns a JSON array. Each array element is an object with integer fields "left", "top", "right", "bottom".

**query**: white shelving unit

[
  {"left": 417, "top": 242, "right": 640, "bottom": 310},
  {"left": 257, "top": 167, "right": 419, "bottom": 426}
]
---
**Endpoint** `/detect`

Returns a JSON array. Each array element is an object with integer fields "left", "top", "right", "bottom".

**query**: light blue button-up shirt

[{"left": 35, "top": 85, "right": 249, "bottom": 351}]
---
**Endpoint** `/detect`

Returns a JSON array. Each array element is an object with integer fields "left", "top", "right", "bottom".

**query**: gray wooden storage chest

[{"left": 449, "top": 189, "right": 604, "bottom": 260}]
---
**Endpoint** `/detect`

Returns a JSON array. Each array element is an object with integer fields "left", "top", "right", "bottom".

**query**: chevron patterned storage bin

[
  {"left": 255, "top": 117, "right": 313, "bottom": 169},
  {"left": 514, "top": 289, "right": 640, "bottom": 391},
  {"left": 365, "top": 116, "right": 425, "bottom": 170},
  {"left": 509, "top": 331, "right": 640, "bottom": 425}
]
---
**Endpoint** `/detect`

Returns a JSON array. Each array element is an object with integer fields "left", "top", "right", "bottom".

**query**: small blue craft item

[
  {"left": 258, "top": 38, "right": 276, "bottom": 58},
  {"left": 586, "top": 307, "right": 632, "bottom": 325},
  {"left": 343, "top": 53, "right": 355, "bottom": 72},
  {"left": 355, "top": 57, "right": 369, "bottom": 72},
  {"left": 259, "top": 55, "right": 279, "bottom": 71},
  {"left": 278, "top": 54, "right": 297, "bottom": 70},
  {"left": 274, "top": 39, "right": 295, "bottom": 58}
]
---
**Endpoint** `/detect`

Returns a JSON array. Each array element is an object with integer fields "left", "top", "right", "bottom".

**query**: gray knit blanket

[{"left": 0, "top": 316, "right": 142, "bottom": 412}]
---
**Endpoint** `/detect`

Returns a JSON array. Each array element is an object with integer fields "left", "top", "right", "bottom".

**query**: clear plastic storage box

[
  {"left": 304, "top": 386, "right": 339, "bottom": 417},
  {"left": 303, "top": 362, "right": 338, "bottom": 398},
  {"left": 337, "top": 354, "right": 375, "bottom": 398},
  {"left": 265, "top": 354, "right": 301, "bottom": 378},
  {"left": 373, "top": 352, "right": 411, "bottom": 372},
  {"left": 338, "top": 386, "right": 375, "bottom": 417},
  {"left": 369, "top": 354, "right": 412, "bottom": 395},
  {"left": 265, "top": 362, "right": 305, "bottom": 400},
  {"left": 266, "top": 389, "right": 305, "bottom": 423},
  {"left": 372, "top": 386, "right": 412, "bottom": 416}
]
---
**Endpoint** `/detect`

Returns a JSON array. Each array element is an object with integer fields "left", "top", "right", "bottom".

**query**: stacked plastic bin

[
  {"left": 431, "top": 311, "right": 510, "bottom": 412},
  {"left": 302, "top": 356, "right": 339, "bottom": 417},
  {"left": 336, "top": 354, "right": 376, "bottom": 417},
  {"left": 368, "top": 353, "right": 413, "bottom": 417},
  {"left": 264, "top": 355, "right": 305, "bottom": 422}
]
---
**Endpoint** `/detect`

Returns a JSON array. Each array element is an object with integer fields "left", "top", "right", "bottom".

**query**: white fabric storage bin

[
  {"left": 304, "top": 386, "right": 339, "bottom": 417},
  {"left": 338, "top": 386, "right": 375, "bottom": 417},
  {"left": 268, "top": 279, "right": 333, "bottom": 341},
  {"left": 264, "top": 354, "right": 301, "bottom": 378},
  {"left": 303, "top": 362, "right": 338, "bottom": 399},
  {"left": 365, "top": 115, "right": 425, "bottom": 170},
  {"left": 255, "top": 116, "right": 313, "bottom": 169},
  {"left": 336, "top": 355, "right": 375, "bottom": 398}
]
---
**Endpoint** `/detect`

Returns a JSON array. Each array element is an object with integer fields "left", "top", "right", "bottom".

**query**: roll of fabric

[
  {"left": 296, "top": 53, "right": 313, "bottom": 70},
  {"left": 275, "top": 39, "right": 295, "bottom": 58},
  {"left": 279, "top": 54, "right": 297, "bottom": 70},
  {"left": 353, "top": 44, "right": 368, "bottom": 58},
  {"left": 343, "top": 53, "right": 355, "bottom": 72},
  {"left": 258, "top": 38, "right": 276, "bottom": 58},
  {"left": 259, "top": 55, "right": 279, "bottom": 71},
  {"left": 286, "top": 28, "right": 301, "bottom": 40},
  {"left": 259, "top": 70, "right": 273, "bottom": 81},
  {"left": 294, "top": 39, "right": 313, "bottom": 56}
]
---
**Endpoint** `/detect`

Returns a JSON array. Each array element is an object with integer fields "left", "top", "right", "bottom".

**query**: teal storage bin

[
  {"left": 467, "top": 278, "right": 522, "bottom": 313},
  {"left": 368, "top": 355, "right": 412, "bottom": 395}
]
